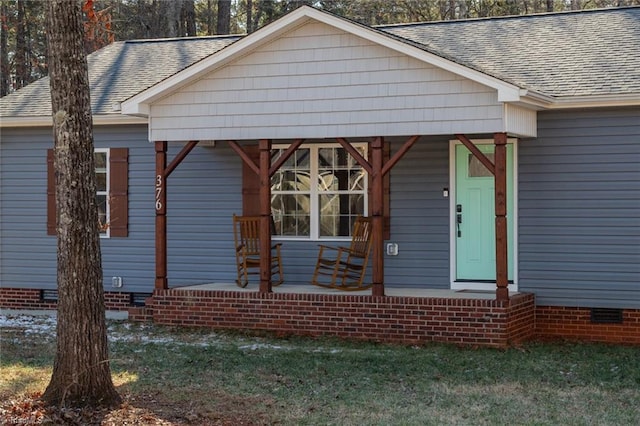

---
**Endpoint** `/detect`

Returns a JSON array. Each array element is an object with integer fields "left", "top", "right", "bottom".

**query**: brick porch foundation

[{"left": 130, "top": 289, "right": 536, "bottom": 348}]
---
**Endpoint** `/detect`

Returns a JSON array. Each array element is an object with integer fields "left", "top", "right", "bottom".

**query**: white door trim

[{"left": 448, "top": 138, "right": 519, "bottom": 291}]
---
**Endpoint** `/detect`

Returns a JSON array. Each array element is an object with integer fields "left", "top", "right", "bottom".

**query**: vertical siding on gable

[
  {"left": 504, "top": 104, "right": 537, "bottom": 137},
  {"left": 518, "top": 107, "right": 640, "bottom": 309}
]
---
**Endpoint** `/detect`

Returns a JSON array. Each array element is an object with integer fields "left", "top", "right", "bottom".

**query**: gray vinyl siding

[
  {"left": 164, "top": 138, "right": 452, "bottom": 288},
  {"left": 518, "top": 107, "right": 640, "bottom": 309},
  {"left": 165, "top": 143, "right": 242, "bottom": 285},
  {"left": 3, "top": 108, "right": 638, "bottom": 307},
  {"left": 0, "top": 125, "right": 157, "bottom": 293},
  {"left": 0, "top": 127, "right": 57, "bottom": 287},
  {"left": 3, "top": 129, "right": 454, "bottom": 292},
  {"left": 384, "top": 137, "right": 451, "bottom": 288}
]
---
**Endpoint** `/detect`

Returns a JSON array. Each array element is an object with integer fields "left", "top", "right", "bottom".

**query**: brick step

[{"left": 128, "top": 305, "right": 153, "bottom": 322}]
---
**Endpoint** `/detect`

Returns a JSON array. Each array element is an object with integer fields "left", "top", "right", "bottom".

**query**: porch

[
  {"left": 122, "top": 8, "right": 544, "bottom": 348},
  {"left": 129, "top": 283, "right": 535, "bottom": 348}
]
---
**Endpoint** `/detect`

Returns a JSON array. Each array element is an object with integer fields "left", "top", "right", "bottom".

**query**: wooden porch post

[
  {"left": 494, "top": 132, "right": 509, "bottom": 302},
  {"left": 155, "top": 141, "right": 168, "bottom": 290},
  {"left": 259, "top": 139, "right": 273, "bottom": 293},
  {"left": 371, "top": 137, "right": 385, "bottom": 297}
]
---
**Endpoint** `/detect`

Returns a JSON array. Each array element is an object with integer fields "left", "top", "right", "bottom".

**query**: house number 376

[{"left": 155, "top": 174, "right": 163, "bottom": 210}]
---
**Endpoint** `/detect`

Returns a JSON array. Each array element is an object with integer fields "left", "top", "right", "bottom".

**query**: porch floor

[{"left": 173, "top": 282, "right": 513, "bottom": 300}]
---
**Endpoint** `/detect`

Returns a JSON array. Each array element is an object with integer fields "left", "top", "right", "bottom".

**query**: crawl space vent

[
  {"left": 40, "top": 289, "right": 58, "bottom": 302},
  {"left": 130, "top": 293, "right": 152, "bottom": 307},
  {"left": 590, "top": 308, "right": 623, "bottom": 324}
]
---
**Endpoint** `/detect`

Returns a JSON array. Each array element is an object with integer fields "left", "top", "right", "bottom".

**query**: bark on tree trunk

[
  {"left": 246, "top": 0, "right": 253, "bottom": 33},
  {"left": 42, "top": 0, "right": 120, "bottom": 408},
  {"left": 14, "top": 0, "right": 27, "bottom": 89},
  {"left": 216, "top": 0, "right": 230, "bottom": 34},
  {"left": 183, "top": 0, "right": 196, "bottom": 36},
  {"left": 0, "top": 0, "right": 9, "bottom": 96}
]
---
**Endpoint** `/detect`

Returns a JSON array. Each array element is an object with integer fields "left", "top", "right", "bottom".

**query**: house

[{"left": 1, "top": 6, "right": 638, "bottom": 347}]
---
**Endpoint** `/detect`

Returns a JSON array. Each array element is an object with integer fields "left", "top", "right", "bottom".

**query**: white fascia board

[
  {"left": 515, "top": 91, "right": 640, "bottom": 110},
  {"left": 0, "top": 114, "right": 148, "bottom": 128},
  {"left": 545, "top": 93, "right": 640, "bottom": 109},
  {"left": 121, "top": 6, "right": 526, "bottom": 116}
]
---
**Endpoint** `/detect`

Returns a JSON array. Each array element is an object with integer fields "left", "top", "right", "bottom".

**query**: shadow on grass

[{"left": 2, "top": 318, "right": 640, "bottom": 425}]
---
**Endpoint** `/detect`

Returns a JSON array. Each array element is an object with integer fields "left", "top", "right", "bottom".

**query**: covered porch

[
  {"left": 140, "top": 131, "right": 533, "bottom": 347},
  {"left": 121, "top": 6, "right": 541, "bottom": 346},
  {"left": 151, "top": 132, "right": 514, "bottom": 300}
]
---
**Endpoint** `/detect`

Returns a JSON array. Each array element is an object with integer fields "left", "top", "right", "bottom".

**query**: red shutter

[
  {"left": 242, "top": 145, "right": 260, "bottom": 216},
  {"left": 46, "top": 149, "right": 56, "bottom": 235},
  {"left": 109, "top": 148, "right": 128, "bottom": 237}
]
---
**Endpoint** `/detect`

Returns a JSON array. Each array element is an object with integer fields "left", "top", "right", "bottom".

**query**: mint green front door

[{"left": 455, "top": 143, "right": 514, "bottom": 281}]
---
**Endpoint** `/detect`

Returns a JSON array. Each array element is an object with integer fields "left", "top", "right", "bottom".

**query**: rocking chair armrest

[
  {"left": 317, "top": 245, "right": 351, "bottom": 261},
  {"left": 271, "top": 243, "right": 282, "bottom": 254},
  {"left": 236, "top": 243, "right": 245, "bottom": 253}
]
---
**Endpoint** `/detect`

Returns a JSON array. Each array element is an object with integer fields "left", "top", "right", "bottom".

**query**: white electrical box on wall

[
  {"left": 386, "top": 243, "right": 399, "bottom": 256},
  {"left": 112, "top": 276, "right": 123, "bottom": 288}
]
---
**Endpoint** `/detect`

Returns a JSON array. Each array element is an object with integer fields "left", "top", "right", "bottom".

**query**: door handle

[{"left": 456, "top": 204, "right": 462, "bottom": 237}]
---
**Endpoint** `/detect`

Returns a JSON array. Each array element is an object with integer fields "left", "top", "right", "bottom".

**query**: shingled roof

[
  {"left": 1, "top": 6, "right": 638, "bottom": 120},
  {"left": 379, "top": 6, "right": 640, "bottom": 98},
  {"left": 0, "top": 36, "right": 239, "bottom": 119}
]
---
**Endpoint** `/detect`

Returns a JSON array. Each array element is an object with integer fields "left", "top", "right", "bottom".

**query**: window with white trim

[
  {"left": 94, "top": 149, "right": 109, "bottom": 236},
  {"left": 48, "top": 147, "right": 128, "bottom": 237},
  {"left": 271, "top": 143, "right": 367, "bottom": 239}
]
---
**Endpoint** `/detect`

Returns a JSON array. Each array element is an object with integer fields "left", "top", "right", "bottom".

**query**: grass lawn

[{"left": 1, "top": 313, "right": 639, "bottom": 425}]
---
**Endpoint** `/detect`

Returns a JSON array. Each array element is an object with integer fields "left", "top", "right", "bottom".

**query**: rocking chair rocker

[
  {"left": 233, "top": 214, "right": 284, "bottom": 288},
  {"left": 311, "top": 216, "right": 373, "bottom": 291}
]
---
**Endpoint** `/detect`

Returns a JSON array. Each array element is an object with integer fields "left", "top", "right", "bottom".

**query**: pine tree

[{"left": 41, "top": 0, "right": 121, "bottom": 408}]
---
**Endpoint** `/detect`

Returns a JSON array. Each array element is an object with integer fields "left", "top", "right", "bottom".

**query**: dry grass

[{"left": 1, "top": 313, "right": 639, "bottom": 425}]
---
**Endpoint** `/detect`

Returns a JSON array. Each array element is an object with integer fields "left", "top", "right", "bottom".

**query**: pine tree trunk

[
  {"left": 14, "top": 0, "right": 27, "bottom": 89},
  {"left": 246, "top": 0, "right": 253, "bottom": 33},
  {"left": 0, "top": 0, "right": 9, "bottom": 96},
  {"left": 216, "top": 0, "right": 230, "bottom": 34},
  {"left": 42, "top": 0, "right": 120, "bottom": 408}
]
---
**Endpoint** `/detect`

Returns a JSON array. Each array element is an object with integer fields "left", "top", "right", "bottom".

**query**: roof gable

[
  {"left": 147, "top": 18, "right": 521, "bottom": 141},
  {"left": 121, "top": 6, "right": 524, "bottom": 116}
]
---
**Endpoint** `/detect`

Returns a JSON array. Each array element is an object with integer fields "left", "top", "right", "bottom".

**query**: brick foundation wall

[
  {"left": 0, "top": 287, "right": 133, "bottom": 311},
  {"left": 535, "top": 306, "right": 640, "bottom": 344},
  {"left": 7, "top": 286, "right": 638, "bottom": 346},
  {"left": 145, "top": 289, "right": 535, "bottom": 348}
]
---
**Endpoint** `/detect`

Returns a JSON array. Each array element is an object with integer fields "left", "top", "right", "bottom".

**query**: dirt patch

[{"left": 0, "top": 391, "right": 272, "bottom": 425}]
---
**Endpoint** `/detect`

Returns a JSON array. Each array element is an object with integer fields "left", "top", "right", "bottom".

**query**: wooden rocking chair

[
  {"left": 233, "top": 214, "right": 284, "bottom": 288},
  {"left": 311, "top": 216, "right": 373, "bottom": 291}
]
